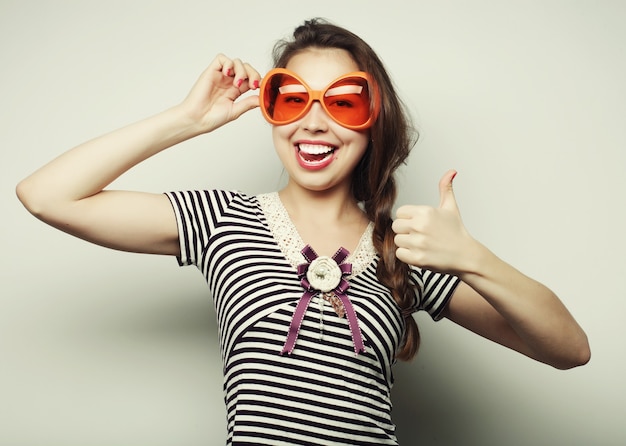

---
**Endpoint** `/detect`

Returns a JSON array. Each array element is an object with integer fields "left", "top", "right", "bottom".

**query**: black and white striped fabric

[{"left": 165, "top": 189, "right": 459, "bottom": 445}]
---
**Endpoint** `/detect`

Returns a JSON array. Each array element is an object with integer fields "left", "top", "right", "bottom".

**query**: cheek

[
  {"left": 272, "top": 125, "right": 296, "bottom": 148},
  {"left": 341, "top": 131, "right": 370, "bottom": 160},
  {"left": 346, "top": 135, "right": 370, "bottom": 172},
  {"left": 356, "top": 132, "right": 370, "bottom": 151},
  {"left": 272, "top": 126, "right": 298, "bottom": 165}
]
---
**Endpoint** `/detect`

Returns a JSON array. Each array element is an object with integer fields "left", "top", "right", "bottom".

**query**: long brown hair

[{"left": 272, "top": 18, "right": 420, "bottom": 360}]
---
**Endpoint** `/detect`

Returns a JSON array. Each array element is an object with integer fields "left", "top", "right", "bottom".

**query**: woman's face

[{"left": 272, "top": 48, "right": 370, "bottom": 195}]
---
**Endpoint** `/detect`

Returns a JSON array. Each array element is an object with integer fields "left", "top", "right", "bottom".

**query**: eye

[
  {"left": 329, "top": 98, "right": 354, "bottom": 108},
  {"left": 283, "top": 95, "right": 307, "bottom": 104},
  {"left": 277, "top": 83, "right": 308, "bottom": 106},
  {"left": 325, "top": 84, "right": 365, "bottom": 109}
]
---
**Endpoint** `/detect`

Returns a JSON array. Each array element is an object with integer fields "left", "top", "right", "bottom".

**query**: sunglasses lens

[
  {"left": 261, "top": 71, "right": 375, "bottom": 128},
  {"left": 262, "top": 72, "right": 310, "bottom": 123},
  {"left": 323, "top": 77, "right": 372, "bottom": 127}
]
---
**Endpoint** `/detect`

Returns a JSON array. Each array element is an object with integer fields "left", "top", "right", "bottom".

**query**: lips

[{"left": 296, "top": 143, "right": 336, "bottom": 170}]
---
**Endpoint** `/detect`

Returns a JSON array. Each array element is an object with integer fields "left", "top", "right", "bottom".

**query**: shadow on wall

[
  {"left": 392, "top": 357, "right": 483, "bottom": 445},
  {"left": 390, "top": 334, "right": 598, "bottom": 446},
  {"left": 59, "top": 288, "right": 219, "bottom": 352}
]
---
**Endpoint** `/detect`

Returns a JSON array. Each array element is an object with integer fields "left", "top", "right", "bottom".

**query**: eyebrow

[
  {"left": 278, "top": 84, "right": 307, "bottom": 94},
  {"left": 278, "top": 84, "right": 364, "bottom": 96},
  {"left": 325, "top": 85, "right": 364, "bottom": 97}
]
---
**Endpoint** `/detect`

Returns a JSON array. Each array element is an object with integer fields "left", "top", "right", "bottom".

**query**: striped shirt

[{"left": 165, "top": 190, "right": 460, "bottom": 445}]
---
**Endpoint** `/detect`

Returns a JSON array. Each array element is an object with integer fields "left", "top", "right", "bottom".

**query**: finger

[
  {"left": 231, "top": 59, "right": 261, "bottom": 90},
  {"left": 213, "top": 53, "right": 235, "bottom": 77},
  {"left": 395, "top": 204, "right": 418, "bottom": 220},
  {"left": 196, "top": 54, "right": 233, "bottom": 86},
  {"left": 227, "top": 58, "right": 245, "bottom": 88},
  {"left": 395, "top": 247, "right": 420, "bottom": 266},
  {"left": 242, "top": 62, "right": 261, "bottom": 90},
  {"left": 395, "top": 247, "right": 410, "bottom": 263},
  {"left": 213, "top": 57, "right": 261, "bottom": 92},
  {"left": 230, "top": 94, "right": 260, "bottom": 119},
  {"left": 395, "top": 231, "right": 429, "bottom": 250},
  {"left": 391, "top": 218, "right": 412, "bottom": 235},
  {"left": 438, "top": 169, "right": 459, "bottom": 210},
  {"left": 393, "top": 233, "right": 415, "bottom": 249},
  {"left": 394, "top": 205, "right": 436, "bottom": 227}
]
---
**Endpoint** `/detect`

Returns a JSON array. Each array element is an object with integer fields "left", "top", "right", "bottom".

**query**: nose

[{"left": 300, "top": 101, "right": 329, "bottom": 132}]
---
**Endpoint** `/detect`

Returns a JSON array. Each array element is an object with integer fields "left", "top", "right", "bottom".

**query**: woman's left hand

[{"left": 392, "top": 169, "right": 476, "bottom": 274}]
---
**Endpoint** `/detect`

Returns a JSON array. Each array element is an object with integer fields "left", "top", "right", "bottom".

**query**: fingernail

[
  {"left": 451, "top": 171, "right": 458, "bottom": 182},
  {"left": 226, "top": 68, "right": 231, "bottom": 76},
  {"left": 236, "top": 79, "right": 243, "bottom": 88},
  {"left": 253, "top": 80, "right": 259, "bottom": 89}
]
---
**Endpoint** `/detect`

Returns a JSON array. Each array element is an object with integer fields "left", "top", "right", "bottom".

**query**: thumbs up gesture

[{"left": 392, "top": 170, "right": 474, "bottom": 274}]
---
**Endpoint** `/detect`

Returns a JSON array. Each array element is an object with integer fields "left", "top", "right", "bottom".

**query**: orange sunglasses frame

[{"left": 259, "top": 68, "right": 381, "bottom": 130}]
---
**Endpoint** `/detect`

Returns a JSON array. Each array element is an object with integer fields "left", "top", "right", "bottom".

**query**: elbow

[
  {"left": 16, "top": 177, "right": 55, "bottom": 220},
  {"left": 16, "top": 177, "right": 41, "bottom": 216},
  {"left": 568, "top": 341, "right": 592, "bottom": 369},
  {"left": 16, "top": 178, "right": 34, "bottom": 212},
  {"left": 552, "top": 335, "right": 591, "bottom": 370}
]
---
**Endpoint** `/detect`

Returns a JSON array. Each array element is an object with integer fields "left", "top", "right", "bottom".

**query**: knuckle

[
  {"left": 409, "top": 220, "right": 423, "bottom": 233},
  {"left": 393, "top": 234, "right": 401, "bottom": 246}
]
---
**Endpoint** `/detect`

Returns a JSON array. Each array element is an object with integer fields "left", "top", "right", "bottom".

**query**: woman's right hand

[{"left": 178, "top": 54, "right": 261, "bottom": 134}]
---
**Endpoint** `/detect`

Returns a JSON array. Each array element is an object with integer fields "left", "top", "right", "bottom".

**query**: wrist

[
  {"left": 165, "top": 104, "right": 209, "bottom": 139},
  {"left": 456, "top": 238, "right": 494, "bottom": 280}
]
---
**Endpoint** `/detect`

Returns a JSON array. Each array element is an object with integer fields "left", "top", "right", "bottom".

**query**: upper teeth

[{"left": 298, "top": 144, "right": 333, "bottom": 155}]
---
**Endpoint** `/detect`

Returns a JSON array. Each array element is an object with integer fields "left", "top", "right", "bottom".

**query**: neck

[{"left": 278, "top": 182, "right": 364, "bottom": 224}]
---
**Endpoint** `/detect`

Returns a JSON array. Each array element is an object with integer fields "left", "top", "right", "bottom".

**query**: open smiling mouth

[{"left": 297, "top": 143, "right": 336, "bottom": 166}]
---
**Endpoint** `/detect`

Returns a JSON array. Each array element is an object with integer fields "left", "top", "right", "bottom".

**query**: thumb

[
  {"left": 438, "top": 169, "right": 459, "bottom": 210},
  {"left": 231, "top": 94, "right": 260, "bottom": 119}
]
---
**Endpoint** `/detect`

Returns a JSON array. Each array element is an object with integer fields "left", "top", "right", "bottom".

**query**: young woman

[{"left": 16, "top": 18, "right": 589, "bottom": 446}]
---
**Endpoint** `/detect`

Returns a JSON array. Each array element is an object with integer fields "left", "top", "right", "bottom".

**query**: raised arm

[
  {"left": 16, "top": 55, "right": 260, "bottom": 255},
  {"left": 392, "top": 170, "right": 591, "bottom": 369}
]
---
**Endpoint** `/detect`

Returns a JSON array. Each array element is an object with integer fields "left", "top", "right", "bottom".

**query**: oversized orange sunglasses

[{"left": 259, "top": 68, "right": 380, "bottom": 130}]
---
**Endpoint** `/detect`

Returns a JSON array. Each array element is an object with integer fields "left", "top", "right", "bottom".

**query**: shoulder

[{"left": 166, "top": 189, "right": 263, "bottom": 212}]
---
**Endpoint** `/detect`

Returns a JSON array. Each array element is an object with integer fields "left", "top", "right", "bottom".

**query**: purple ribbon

[{"left": 281, "top": 245, "right": 366, "bottom": 355}]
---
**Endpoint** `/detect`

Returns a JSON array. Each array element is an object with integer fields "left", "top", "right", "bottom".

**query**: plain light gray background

[{"left": 2, "top": 1, "right": 624, "bottom": 445}]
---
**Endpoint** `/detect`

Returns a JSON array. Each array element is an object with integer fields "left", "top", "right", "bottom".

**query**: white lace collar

[{"left": 257, "top": 192, "right": 376, "bottom": 277}]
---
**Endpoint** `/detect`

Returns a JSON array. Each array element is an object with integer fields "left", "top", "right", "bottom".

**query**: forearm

[
  {"left": 394, "top": 172, "right": 589, "bottom": 368},
  {"left": 17, "top": 105, "right": 199, "bottom": 212},
  {"left": 457, "top": 242, "right": 590, "bottom": 368}
]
